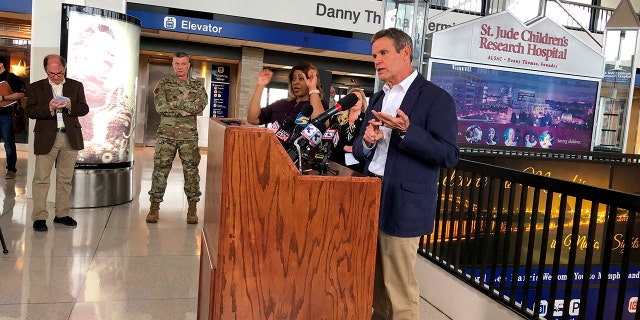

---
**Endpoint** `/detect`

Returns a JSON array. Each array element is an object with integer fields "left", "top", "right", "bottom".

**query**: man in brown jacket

[{"left": 25, "top": 54, "right": 89, "bottom": 232}]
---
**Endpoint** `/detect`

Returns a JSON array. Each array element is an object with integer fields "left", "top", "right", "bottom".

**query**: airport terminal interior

[
  {"left": 2, "top": 0, "right": 640, "bottom": 319},
  {"left": 0, "top": 149, "right": 205, "bottom": 319},
  {"left": 0, "top": 150, "right": 443, "bottom": 320}
]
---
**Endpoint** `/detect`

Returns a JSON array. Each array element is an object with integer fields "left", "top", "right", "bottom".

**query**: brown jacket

[{"left": 25, "top": 78, "right": 89, "bottom": 155}]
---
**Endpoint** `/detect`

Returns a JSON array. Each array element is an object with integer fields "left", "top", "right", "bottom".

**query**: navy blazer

[
  {"left": 25, "top": 78, "right": 90, "bottom": 155},
  {"left": 353, "top": 73, "right": 459, "bottom": 237}
]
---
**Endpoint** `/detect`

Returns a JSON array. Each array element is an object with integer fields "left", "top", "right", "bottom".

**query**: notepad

[
  {"left": 345, "top": 153, "right": 359, "bottom": 166},
  {"left": 53, "top": 96, "right": 71, "bottom": 104}
]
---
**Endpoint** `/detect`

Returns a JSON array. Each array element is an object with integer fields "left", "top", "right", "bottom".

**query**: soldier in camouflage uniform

[{"left": 146, "top": 52, "right": 207, "bottom": 224}]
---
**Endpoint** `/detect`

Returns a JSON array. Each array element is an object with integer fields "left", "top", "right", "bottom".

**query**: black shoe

[
  {"left": 33, "top": 220, "right": 48, "bottom": 232},
  {"left": 53, "top": 216, "right": 77, "bottom": 227}
]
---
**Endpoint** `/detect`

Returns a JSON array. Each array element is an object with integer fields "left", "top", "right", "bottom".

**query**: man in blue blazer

[{"left": 353, "top": 28, "right": 459, "bottom": 319}]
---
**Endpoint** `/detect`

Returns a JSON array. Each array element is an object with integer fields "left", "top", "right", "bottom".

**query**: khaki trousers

[
  {"left": 372, "top": 229, "right": 420, "bottom": 320},
  {"left": 31, "top": 132, "right": 78, "bottom": 221}
]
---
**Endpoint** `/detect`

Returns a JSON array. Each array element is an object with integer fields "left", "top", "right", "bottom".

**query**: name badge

[{"left": 56, "top": 110, "right": 65, "bottom": 130}]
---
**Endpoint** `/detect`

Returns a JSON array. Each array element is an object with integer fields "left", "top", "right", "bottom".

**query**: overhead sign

[
  {"left": 127, "top": 9, "right": 372, "bottom": 55},
  {"left": 603, "top": 66, "right": 632, "bottom": 84},
  {"left": 128, "top": 0, "right": 383, "bottom": 34},
  {"left": 430, "top": 11, "right": 605, "bottom": 78}
]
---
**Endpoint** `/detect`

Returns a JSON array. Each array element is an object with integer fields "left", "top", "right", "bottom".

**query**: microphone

[
  {"left": 309, "top": 93, "right": 359, "bottom": 126},
  {"left": 323, "top": 127, "right": 340, "bottom": 149},
  {"left": 286, "top": 122, "right": 327, "bottom": 163},
  {"left": 294, "top": 103, "right": 314, "bottom": 128},
  {"left": 300, "top": 122, "right": 326, "bottom": 148},
  {"left": 288, "top": 103, "right": 314, "bottom": 146},
  {"left": 268, "top": 117, "right": 295, "bottom": 144},
  {"left": 312, "top": 126, "right": 340, "bottom": 174}
]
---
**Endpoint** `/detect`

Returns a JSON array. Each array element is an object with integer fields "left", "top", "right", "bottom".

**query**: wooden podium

[{"left": 198, "top": 119, "right": 381, "bottom": 319}]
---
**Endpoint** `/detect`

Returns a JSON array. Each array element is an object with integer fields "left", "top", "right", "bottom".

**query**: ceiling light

[{"left": 346, "top": 72, "right": 375, "bottom": 78}]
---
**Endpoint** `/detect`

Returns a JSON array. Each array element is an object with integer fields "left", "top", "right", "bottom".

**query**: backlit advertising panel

[
  {"left": 428, "top": 60, "right": 598, "bottom": 152},
  {"left": 61, "top": 5, "right": 141, "bottom": 169}
]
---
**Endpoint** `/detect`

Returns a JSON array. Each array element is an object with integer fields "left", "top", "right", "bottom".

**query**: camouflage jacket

[{"left": 154, "top": 75, "right": 208, "bottom": 140}]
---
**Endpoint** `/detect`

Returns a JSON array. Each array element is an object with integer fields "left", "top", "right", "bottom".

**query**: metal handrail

[
  {"left": 548, "top": 0, "right": 602, "bottom": 47},
  {"left": 420, "top": 159, "right": 640, "bottom": 319}
]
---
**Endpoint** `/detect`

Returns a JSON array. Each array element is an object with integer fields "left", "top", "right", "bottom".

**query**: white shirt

[
  {"left": 365, "top": 70, "right": 418, "bottom": 176},
  {"left": 49, "top": 79, "right": 65, "bottom": 97}
]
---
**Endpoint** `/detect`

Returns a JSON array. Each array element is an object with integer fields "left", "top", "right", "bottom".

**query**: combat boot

[
  {"left": 187, "top": 201, "right": 198, "bottom": 224},
  {"left": 146, "top": 202, "right": 160, "bottom": 223}
]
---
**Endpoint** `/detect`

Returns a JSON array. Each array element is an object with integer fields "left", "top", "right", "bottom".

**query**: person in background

[
  {"left": 504, "top": 127, "right": 518, "bottom": 146},
  {"left": 329, "top": 86, "right": 336, "bottom": 108},
  {"left": 540, "top": 130, "right": 554, "bottom": 149},
  {"left": 485, "top": 127, "right": 498, "bottom": 145},
  {"left": 146, "top": 52, "right": 207, "bottom": 224},
  {"left": 25, "top": 54, "right": 90, "bottom": 232},
  {"left": 247, "top": 62, "right": 328, "bottom": 125},
  {"left": 524, "top": 130, "right": 538, "bottom": 148},
  {"left": 465, "top": 125, "right": 482, "bottom": 143},
  {"left": 328, "top": 87, "right": 367, "bottom": 173},
  {"left": 0, "top": 55, "right": 25, "bottom": 179},
  {"left": 352, "top": 28, "right": 459, "bottom": 319}
]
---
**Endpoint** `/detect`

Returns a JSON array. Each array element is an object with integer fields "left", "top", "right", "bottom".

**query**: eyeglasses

[{"left": 47, "top": 71, "right": 65, "bottom": 77}]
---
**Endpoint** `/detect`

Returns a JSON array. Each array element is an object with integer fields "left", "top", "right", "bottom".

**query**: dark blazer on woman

[
  {"left": 353, "top": 74, "right": 459, "bottom": 237},
  {"left": 25, "top": 78, "right": 89, "bottom": 155}
]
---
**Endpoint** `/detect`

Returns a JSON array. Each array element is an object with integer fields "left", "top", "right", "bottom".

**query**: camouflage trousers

[{"left": 148, "top": 137, "right": 201, "bottom": 203}]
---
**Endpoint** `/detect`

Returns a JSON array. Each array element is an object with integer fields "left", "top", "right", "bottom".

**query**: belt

[
  {"left": 368, "top": 172, "right": 384, "bottom": 181},
  {"left": 56, "top": 128, "right": 66, "bottom": 133}
]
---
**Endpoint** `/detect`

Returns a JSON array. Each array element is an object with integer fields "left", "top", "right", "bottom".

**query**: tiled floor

[
  {"left": 0, "top": 146, "right": 452, "bottom": 320},
  {"left": 0, "top": 147, "right": 202, "bottom": 320}
]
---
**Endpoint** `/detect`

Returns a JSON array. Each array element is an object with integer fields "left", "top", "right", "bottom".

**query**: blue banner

[
  {"left": 0, "top": 0, "right": 31, "bottom": 14},
  {"left": 126, "top": 10, "right": 371, "bottom": 55},
  {"left": 467, "top": 265, "right": 640, "bottom": 319},
  {"left": 210, "top": 65, "right": 230, "bottom": 118}
]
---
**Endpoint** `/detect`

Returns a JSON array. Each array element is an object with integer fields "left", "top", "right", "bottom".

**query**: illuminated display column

[{"left": 61, "top": 5, "right": 141, "bottom": 207}]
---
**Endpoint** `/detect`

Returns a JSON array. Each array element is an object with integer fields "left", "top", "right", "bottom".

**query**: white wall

[
  {"left": 416, "top": 257, "right": 526, "bottom": 320},
  {"left": 602, "top": 0, "right": 640, "bottom": 10}
]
